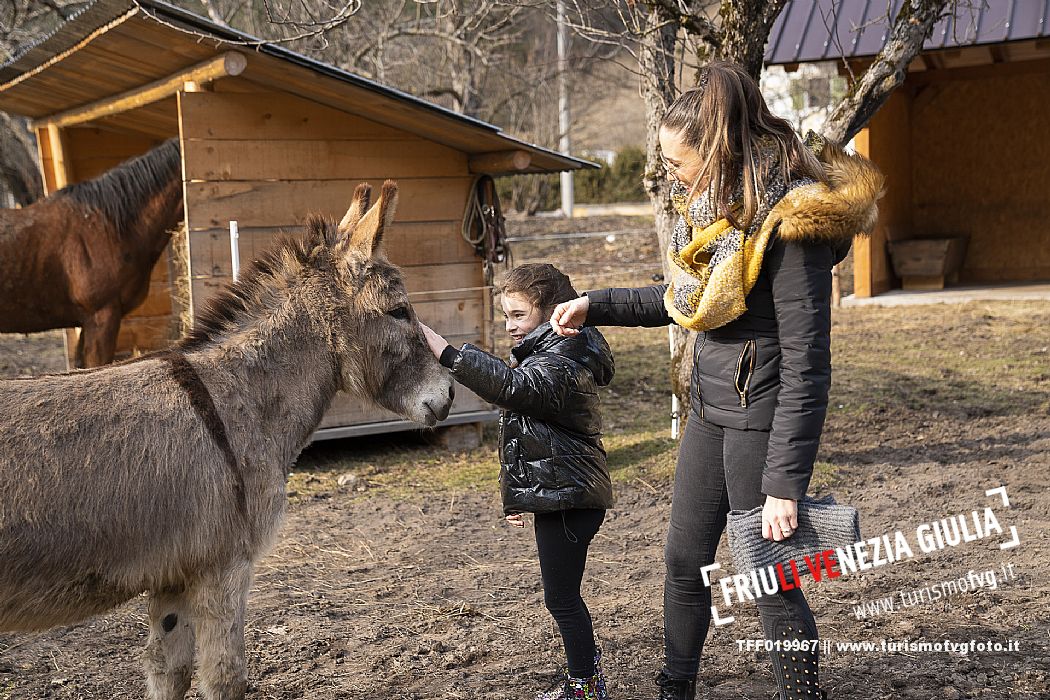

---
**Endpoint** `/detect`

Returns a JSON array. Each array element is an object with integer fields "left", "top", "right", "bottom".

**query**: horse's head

[{"left": 324, "top": 182, "right": 454, "bottom": 426}]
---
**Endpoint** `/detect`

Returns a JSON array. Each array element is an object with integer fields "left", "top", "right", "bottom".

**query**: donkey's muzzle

[{"left": 424, "top": 389, "right": 453, "bottom": 425}]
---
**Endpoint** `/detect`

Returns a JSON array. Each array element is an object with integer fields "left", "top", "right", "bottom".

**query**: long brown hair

[{"left": 661, "top": 61, "right": 826, "bottom": 230}]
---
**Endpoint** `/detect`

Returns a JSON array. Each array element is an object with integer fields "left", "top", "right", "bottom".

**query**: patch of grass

[
  {"left": 290, "top": 430, "right": 501, "bottom": 503},
  {"left": 830, "top": 301, "right": 1050, "bottom": 419},
  {"left": 809, "top": 461, "right": 841, "bottom": 493},
  {"left": 607, "top": 433, "right": 676, "bottom": 473}
]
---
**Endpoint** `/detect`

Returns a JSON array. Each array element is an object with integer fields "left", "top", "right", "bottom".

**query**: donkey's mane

[
  {"left": 179, "top": 215, "right": 338, "bottom": 352},
  {"left": 58, "top": 138, "right": 181, "bottom": 238}
]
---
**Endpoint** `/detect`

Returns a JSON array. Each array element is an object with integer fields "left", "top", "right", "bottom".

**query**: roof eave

[{"left": 0, "top": 0, "right": 590, "bottom": 175}]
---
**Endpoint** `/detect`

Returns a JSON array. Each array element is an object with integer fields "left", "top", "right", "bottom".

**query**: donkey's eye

[{"left": 387, "top": 306, "right": 411, "bottom": 322}]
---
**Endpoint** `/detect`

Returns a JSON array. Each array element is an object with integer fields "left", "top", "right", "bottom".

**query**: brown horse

[
  {"left": 0, "top": 138, "right": 183, "bottom": 367},
  {"left": 0, "top": 182, "right": 454, "bottom": 699}
]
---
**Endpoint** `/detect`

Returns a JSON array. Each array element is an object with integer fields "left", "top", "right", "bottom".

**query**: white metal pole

[
  {"left": 669, "top": 326, "right": 680, "bottom": 439},
  {"left": 556, "top": 0, "right": 573, "bottom": 218},
  {"left": 229, "top": 220, "right": 240, "bottom": 281}
]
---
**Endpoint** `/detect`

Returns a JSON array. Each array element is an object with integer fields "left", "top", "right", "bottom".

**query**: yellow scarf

[
  {"left": 664, "top": 133, "right": 826, "bottom": 331},
  {"left": 663, "top": 187, "right": 786, "bottom": 332}
]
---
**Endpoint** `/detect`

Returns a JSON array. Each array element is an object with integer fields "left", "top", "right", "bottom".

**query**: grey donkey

[{"left": 0, "top": 182, "right": 454, "bottom": 698}]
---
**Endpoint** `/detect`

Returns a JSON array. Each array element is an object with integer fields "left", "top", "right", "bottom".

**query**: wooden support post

[
  {"left": 468, "top": 150, "right": 531, "bottom": 174},
  {"left": 831, "top": 264, "right": 841, "bottom": 307},
  {"left": 45, "top": 124, "right": 70, "bottom": 190},
  {"left": 38, "top": 123, "right": 79, "bottom": 368},
  {"left": 34, "top": 126, "right": 55, "bottom": 195},
  {"left": 32, "top": 52, "right": 247, "bottom": 130}
]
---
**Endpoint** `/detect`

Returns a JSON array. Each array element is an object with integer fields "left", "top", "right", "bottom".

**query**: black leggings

[
  {"left": 534, "top": 508, "right": 606, "bottom": 678},
  {"left": 663, "top": 412, "right": 820, "bottom": 690}
]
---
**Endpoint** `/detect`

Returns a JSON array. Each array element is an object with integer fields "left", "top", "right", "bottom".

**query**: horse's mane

[
  {"left": 178, "top": 215, "right": 338, "bottom": 352},
  {"left": 58, "top": 138, "right": 181, "bottom": 238}
]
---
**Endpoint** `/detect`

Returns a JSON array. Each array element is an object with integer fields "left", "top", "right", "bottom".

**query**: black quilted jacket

[
  {"left": 585, "top": 234, "right": 848, "bottom": 501},
  {"left": 586, "top": 142, "right": 883, "bottom": 501},
  {"left": 440, "top": 323, "right": 615, "bottom": 514}
]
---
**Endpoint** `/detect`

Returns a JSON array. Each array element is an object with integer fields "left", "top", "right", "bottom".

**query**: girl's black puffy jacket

[{"left": 440, "top": 322, "right": 615, "bottom": 515}]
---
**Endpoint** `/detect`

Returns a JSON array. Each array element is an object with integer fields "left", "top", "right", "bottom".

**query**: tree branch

[
  {"left": 822, "top": 0, "right": 954, "bottom": 143},
  {"left": 646, "top": 0, "right": 721, "bottom": 49}
]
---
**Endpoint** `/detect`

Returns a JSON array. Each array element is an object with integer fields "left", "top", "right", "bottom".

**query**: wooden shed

[
  {"left": 0, "top": 0, "right": 593, "bottom": 439},
  {"left": 767, "top": 0, "right": 1050, "bottom": 296}
]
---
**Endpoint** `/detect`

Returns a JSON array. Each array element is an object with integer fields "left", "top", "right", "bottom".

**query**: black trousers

[
  {"left": 663, "top": 412, "right": 820, "bottom": 690},
  {"left": 534, "top": 508, "right": 606, "bottom": 678}
]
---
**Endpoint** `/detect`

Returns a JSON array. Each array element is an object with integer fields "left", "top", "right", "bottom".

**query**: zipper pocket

[
  {"left": 734, "top": 339, "right": 756, "bottom": 408},
  {"left": 693, "top": 333, "right": 708, "bottom": 403}
]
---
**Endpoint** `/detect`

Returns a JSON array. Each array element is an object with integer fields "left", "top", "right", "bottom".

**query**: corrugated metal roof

[
  {"left": 0, "top": 0, "right": 595, "bottom": 173},
  {"left": 766, "top": 0, "right": 1050, "bottom": 65}
]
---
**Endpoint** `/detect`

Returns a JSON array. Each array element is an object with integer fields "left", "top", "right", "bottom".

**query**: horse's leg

[
  {"left": 191, "top": 562, "right": 253, "bottom": 700},
  {"left": 79, "top": 303, "right": 122, "bottom": 367},
  {"left": 143, "top": 589, "right": 195, "bottom": 700}
]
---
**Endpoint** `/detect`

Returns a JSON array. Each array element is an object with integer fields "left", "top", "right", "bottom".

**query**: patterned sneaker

[
  {"left": 535, "top": 673, "right": 607, "bottom": 700},
  {"left": 592, "top": 647, "right": 607, "bottom": 698}
]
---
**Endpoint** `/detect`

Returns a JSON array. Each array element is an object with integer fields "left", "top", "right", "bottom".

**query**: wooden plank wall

[
  {"left": 61, "top": 127, "right": 179, "bottom": 364},
  {"left": 911, "top": 65, "right": 1050, "bottom": 283},
  {"left": 853, "top": 89, "right": 910, "bottom": 297},
  {"left": 178, "top": 86, "right": 491, "bottom": 428}
]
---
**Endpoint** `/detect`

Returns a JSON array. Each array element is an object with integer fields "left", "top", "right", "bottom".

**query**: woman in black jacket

[
  {"left": 420, "top": 263, "right": 615, "bottom": 700},
  {"left": 550, "top": 62, "right": 883, "bottom": 700}
]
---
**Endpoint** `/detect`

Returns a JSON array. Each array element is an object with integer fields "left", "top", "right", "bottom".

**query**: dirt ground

[{"left": 1, "top": 216, "right": 1048, "bottom": 699}]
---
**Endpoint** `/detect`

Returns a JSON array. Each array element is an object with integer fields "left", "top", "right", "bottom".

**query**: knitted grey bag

[{"left": 725, "top": 495, "right": 861, "bottom": 575}]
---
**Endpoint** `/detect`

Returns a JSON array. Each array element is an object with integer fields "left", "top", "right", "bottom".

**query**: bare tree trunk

[
  {"left": 717, "top": 0, "right": 790, "bottom": 77},
  {"left": 823, "top": 0, "right": 953, "bottom": 143},
  {"left": 0, "top": 112, "right": 43, "bottom": 206},
  {"left": 639, "top": 5, "right": 696, "bottom": 409},
  {"left": 638, "top": 0, "right": 793, "bottom": 415}
]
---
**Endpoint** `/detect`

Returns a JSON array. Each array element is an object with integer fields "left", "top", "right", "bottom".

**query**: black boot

[
  {"left": 770, "top": 647, "right": 827, "bottom": 699},
  {"left": 769, "top": 620, "right": 827, "bottom": 700},
  {"left": 655, "top": 670, "right": 696, "bottom": 700}
]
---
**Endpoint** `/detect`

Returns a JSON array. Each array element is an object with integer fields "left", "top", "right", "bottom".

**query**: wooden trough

[
  {"left": 888, "top": 236, "right": 969, "bottom": 290},
  {"left": 0, "top": 0, "right": 595, "bottom": 440}
]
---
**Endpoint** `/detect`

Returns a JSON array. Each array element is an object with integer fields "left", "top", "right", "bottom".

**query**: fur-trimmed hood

[{"left": 771, "top": 140, "right": 885, "bottom": 244}]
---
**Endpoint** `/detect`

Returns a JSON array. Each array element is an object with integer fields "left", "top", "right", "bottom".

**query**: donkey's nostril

[{"left": 448, "top": 384, "right": 455, "bottom": 401}]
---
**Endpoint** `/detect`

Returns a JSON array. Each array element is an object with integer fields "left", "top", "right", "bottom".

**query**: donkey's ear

[
  {"left": 350, "top": 180, "right": 398, "bottom": 256},
  {"left": 338, "top": 183, "right": 372, "bottom": 235}
]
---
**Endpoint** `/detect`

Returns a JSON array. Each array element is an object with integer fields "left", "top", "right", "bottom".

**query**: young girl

[
  {"left": 550, "top": 62, "right": 883, "bottom": 699},
  {"left": 420, "top": 263, "right": 615, "bottom": 700}
]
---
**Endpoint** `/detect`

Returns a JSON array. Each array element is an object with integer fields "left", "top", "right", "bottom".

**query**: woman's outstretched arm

[{"left": 551, "top": 284, "right": 671, "bottom": 336}]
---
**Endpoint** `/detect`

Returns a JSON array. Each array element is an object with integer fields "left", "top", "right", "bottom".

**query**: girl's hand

[
  {"left": 550, "top": 296, "right": 589, "bottom": 337},
  {"left": 762, "top": 496, "right": 798, "bottom": 542},
  {"left": 506, "top": 513, "right": 526, "bottom": 528},
  {"left": 418, "top": 322, "right": 449, "bottom": 360}
]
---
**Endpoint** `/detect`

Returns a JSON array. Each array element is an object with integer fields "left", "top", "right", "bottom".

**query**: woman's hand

[
  {"left": 506, "top": 513, "right": 526, "bottom": 528},
  {"left": 418, "top": 322, "right": 449, "bottom": 360},
  {"left": 762, "top": 495, "right": 798, "bottom": 542},
  {"left": 550, "top": 296, "right": 590, "bottom": 337}
]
